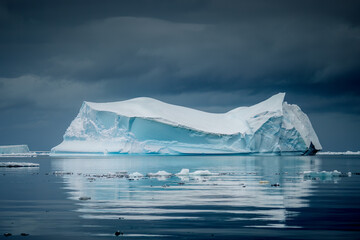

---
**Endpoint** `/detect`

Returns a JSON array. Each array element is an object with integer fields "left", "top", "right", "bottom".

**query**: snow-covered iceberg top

[{"left": 51, "top": 93, "right": 321, "bottom": 155}]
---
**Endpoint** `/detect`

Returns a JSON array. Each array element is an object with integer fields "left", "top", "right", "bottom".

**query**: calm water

[{"left": 0, "top": 155, "right": 359, "bottom": 239}]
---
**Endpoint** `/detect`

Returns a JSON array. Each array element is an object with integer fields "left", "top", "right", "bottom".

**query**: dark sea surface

[{"left": 0, "top": 155, "right": 359, "bottom": 239}]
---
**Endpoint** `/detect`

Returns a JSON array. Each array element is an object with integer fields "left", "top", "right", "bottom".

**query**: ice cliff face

[{"left": 51, "top": 93, "right": 321, "bottom": 155}]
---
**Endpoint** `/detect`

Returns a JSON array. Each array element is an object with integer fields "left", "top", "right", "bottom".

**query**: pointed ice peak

[
  {"left": 251, "top": 92, "right": 285, "bottom": 108},
  {"left": 227, "top": 93, "right": 285, "bottom": 116}
]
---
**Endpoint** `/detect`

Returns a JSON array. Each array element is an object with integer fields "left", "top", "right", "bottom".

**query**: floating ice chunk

[
  {"left": 302, "top": 170, "right": 351, "bottom": 180},
  {"left": 175, "top": 169, "right": 214, "bottom": 176},
  {"left": 190, "top": 170, "right": 213, "bottom": 176},
  {"left": 129, "top": 172, "right": 143, "bottom": 178},
  {"left": 0, "top": 162, "right": 39, "bottom": 167},
  {"left": 0, "top": 145, "right": 30, "bottom": 154},
  {"left": 0, "top": 145, "right": 37, "bottom": 158},
  {"left": 147, "top": 170, "right": 172, "bottom": 177},
  {"left": 176, "top": 169, "right": 190, "bottom": 176},
  {"left": 303, "top": 170, "right": 340, "bottom": 177}
]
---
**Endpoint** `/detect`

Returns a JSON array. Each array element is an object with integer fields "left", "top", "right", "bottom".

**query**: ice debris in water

[
  {"left": 129, "top": 172, "right": 143, "bottom": 178},
  {"left": 147, "top": 170, "right": 172, "bottom": 177},
  {"left": 176, "top": 169, "right": 190, "bottom": 175},
  {"left": 303, "top": 170, "right": 351, "bottom": 180},
  {"left": 191, "top": 170, "right": 213, "bottom": 176},
  {"left": 176, "top": 169, "right": 214, "bottom": 176},
  {"left": 0, "top": 162, "right": 39, "bottom": 167}
]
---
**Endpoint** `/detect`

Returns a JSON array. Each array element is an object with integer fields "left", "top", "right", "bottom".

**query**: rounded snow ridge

[
  {"left": 77, "top": 93, "right": 293, "bottom": 135},
  {"left": 84, "top": 97, "right": 164, "bottom": 106}
]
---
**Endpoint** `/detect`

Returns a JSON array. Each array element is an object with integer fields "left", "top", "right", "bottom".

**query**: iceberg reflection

[{"left": 51, "top": 155, "right": 321, "bottom": 229}]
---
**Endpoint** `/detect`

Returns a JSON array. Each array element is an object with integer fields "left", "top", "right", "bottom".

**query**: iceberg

[
  {"left": 51, "top": 93, "right": 321, "bottom": 155},
  {"left": 0, "top": 145, "right": 30, "bottom": 154}
]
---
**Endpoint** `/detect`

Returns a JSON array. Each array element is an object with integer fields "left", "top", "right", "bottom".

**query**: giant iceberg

[{"left": 51, "top": 93, "right": 321, "bottom": 155}]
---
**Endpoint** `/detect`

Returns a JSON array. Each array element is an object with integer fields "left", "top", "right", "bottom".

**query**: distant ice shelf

[
  {"left": 317, "top": 151, "right": 360, "bottom": 155},
  {"left": 0, "top": 145, "right": 30, "bottom": 154},
  {"left": 0, "top": 145, "right": 49, "bottom": 157},
  {"left": 51, "top": 93, "right": 322, "bottom": 155},
  {"left": 0, "top": 162, "right": 39, "bottom": 167}
]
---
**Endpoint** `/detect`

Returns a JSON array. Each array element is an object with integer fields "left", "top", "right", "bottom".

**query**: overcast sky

[{"left": 0, "top": 0, "right": 359, "bottom": 151}]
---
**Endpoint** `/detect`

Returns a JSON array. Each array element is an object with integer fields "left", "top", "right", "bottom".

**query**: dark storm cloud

[{"left": 0, "top": 0, "right": 359, "bottom": 150}]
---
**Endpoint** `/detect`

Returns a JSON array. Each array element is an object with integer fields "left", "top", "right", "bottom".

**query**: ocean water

[{"left": 0, "top": 155, "right": 359, "bottom": 239}]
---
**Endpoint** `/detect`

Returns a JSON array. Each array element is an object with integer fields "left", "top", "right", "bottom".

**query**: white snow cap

[{"left": 85, "top": 93, "right": 285, "bottom": 135}]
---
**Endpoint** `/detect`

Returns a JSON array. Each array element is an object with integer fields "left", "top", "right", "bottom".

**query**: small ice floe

[
  {"left": 0, "top": 162, "right": 39, "bottom": 168},
  {"left": 128, "top": 172, "right": 143, "bottom": 179},
  {"left": 0, "top": 153, "right": 37, "bottom": 158},
  {"left": 147, "top": 170, "right": 172, "bottom": 177},
  {"left": 176, "top": 168, "right": 214, "bottom": 176},
  {"left": 79, "top": 196, "right": 91, "bottom": 200},
  {"left": 175, "top": 169, "right": 190, "bottom": 181},
  {"left": 176, "top": 168, "right": 189, "bottom": 176},
  {"left": 302, "top": 170, "right": 351, "bottom": 180}
]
